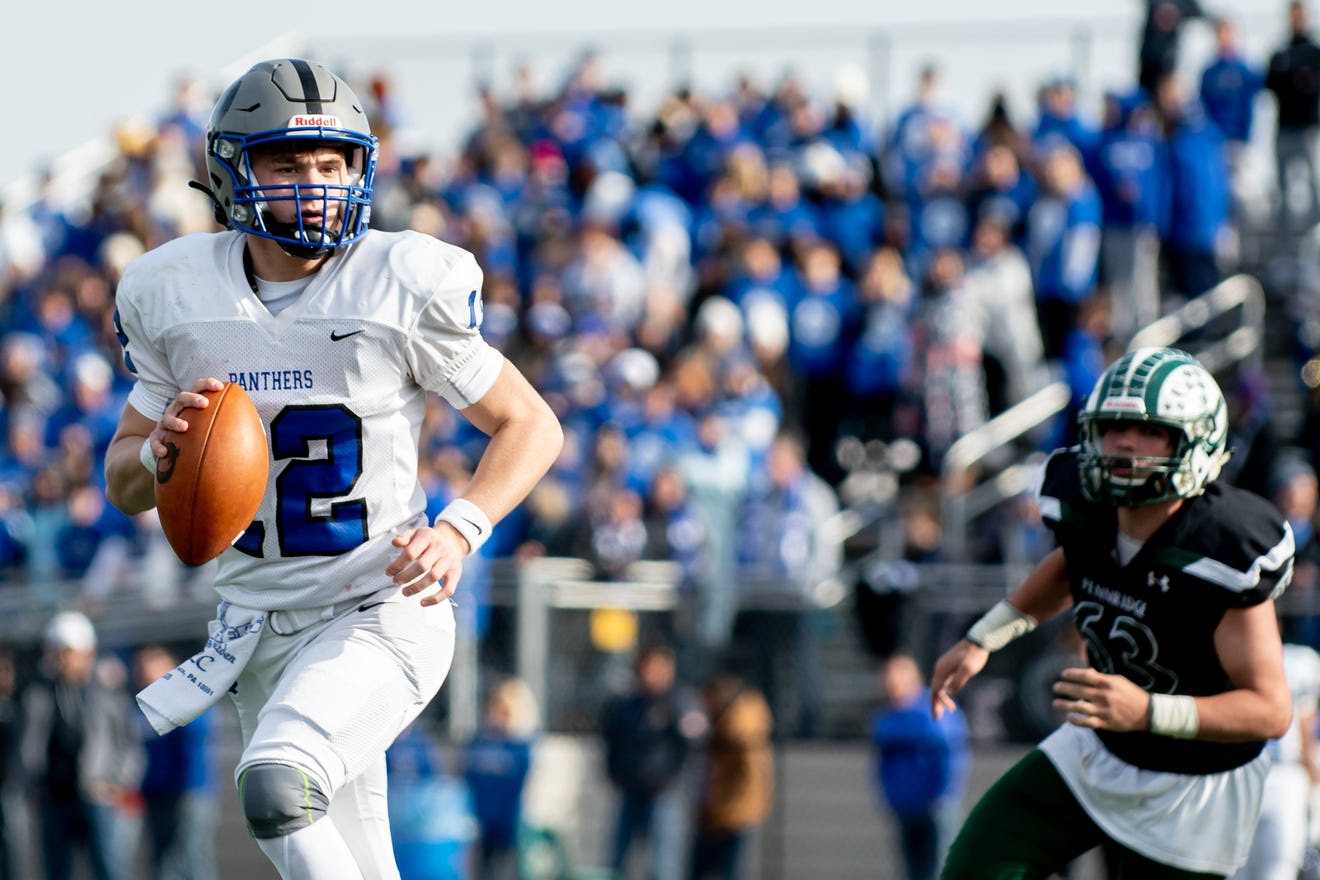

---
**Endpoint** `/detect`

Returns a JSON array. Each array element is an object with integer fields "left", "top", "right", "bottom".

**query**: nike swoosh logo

[
  {"left": 358, "top": 601, "right": 387, "bottom": 613},
  {"left": 331, "top": 329, "right": 365, "bottom": 341},
  {"left": 461, "top": 517, "right": 485, "bottom": 536}
]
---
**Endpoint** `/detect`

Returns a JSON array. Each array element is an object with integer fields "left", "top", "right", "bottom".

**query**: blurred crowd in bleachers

[
  {"left": 12, "top": 4, "right": 1320, "bottom": 878},
  {"left": 8, "top": 2, "right": 1320, "bottom": 670}
]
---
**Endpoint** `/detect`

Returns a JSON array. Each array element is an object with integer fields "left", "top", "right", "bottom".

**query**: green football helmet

[{"left": 1076, "top": 347, "right": 1231, "bottom": 506}]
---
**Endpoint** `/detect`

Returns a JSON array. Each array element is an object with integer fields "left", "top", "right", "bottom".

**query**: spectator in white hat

[{"left": 5, "top": 611, "right": 143, "bottom": 880}]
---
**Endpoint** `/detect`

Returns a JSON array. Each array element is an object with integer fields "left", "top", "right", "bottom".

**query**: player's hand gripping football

[
  {"left": 387, "top": 523, "right": 468, "bottom": 607},
  {"left": 930, "top": 639, "right": 990, "bottom": 719},
  {"left": 146, "top": 377, "right": 227, "bottom": 462},
  {"left": 1052, "top": 667, "right": 1152, "bottom": 732}
]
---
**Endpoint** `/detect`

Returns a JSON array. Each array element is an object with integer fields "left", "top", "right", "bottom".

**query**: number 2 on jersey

[{"left": 235, "top": 404, "right": 366, "bottom": 557}]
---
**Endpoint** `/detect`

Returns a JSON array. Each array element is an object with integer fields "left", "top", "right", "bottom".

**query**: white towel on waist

[{"left": 136, "top": 603, "right": 266, "bottom": 735}]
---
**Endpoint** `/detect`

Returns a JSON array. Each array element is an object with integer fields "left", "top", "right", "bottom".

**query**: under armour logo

[{"left": 1147, "top": 572, "right": 1170, "bottom": 592}]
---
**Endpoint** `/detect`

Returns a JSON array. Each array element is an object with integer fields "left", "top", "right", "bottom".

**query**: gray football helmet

[
  {"left": 202, "top": 58, "right": 377, "bottom": 258},
  {"left": 1076, "top": 347, "right": 1231, "bottom": 506}
]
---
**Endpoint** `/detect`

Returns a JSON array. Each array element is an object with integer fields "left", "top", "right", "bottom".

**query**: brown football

[{"left": 154, "top": 382, "right": 268, "bottom": 566}]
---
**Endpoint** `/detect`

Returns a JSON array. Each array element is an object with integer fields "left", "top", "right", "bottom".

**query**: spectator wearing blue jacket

[
  {"left": 1201, "top": 19, "right": 1264, "bottom": 233},
  {"left": 905, "top": 159, "right": 970, "bottom": 287},
  {"left": 1026, "top": 140, "right": 1103, "bottom": 360},
  {"left": 884, "top": 64, "right": 965, "bottom": 207},
  {"left": 1093, "top": 89, "right": 1166, "bottom": 344},
  {"left": 1032, "top": 78, "right": 1100, "bottom": 176},
  {"left": 869, "top": 654, "right": 969, "bottom": 880},
  {"left": 1201, "top": 20, "right": 1264, "bottom": 149},
  {"left": 133, "top": 645, "right": 217, "bottom": 880},
  {"left": 464, "top": 676, "right": 538, "bottom": 880},
  {"left": 785, "top": 241, "right": 859, "bottom": 485},
  {"left": 1158, "top": 76, "right": 1230, "bottom": 298},
  {"left": 965, "top": 143, "right": 1037, "bottom": 251},
  {"left": 845, "top": 247, "right": 916, "bottom": 443},
  {"left": 813, "top": 154, "right": 887, "bottom": 280},
  {"left": 680, "top": 100, "right": 755, "bottom": 205}
]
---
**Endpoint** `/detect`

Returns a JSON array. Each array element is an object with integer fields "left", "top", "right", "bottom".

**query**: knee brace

[{"left": 239, "top": 763, "right": 330, "bottom": 840}]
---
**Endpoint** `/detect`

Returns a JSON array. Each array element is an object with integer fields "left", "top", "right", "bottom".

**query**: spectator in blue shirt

[
  {"left": 1093, "top": 89, "right": 1165, "bottom": 343},
  {"left": 785, "top": 241, "right": 858, "bottom": 485},
  {"left": 1201, "top": 19, "right": 1264, "bottom": 148},
  {"left": 1201, "top": 18, "right": 1264, "bottom": 236},
  {"left": 868, "top": 654, "right": 970, "bottom": 880},
  {"left": 464, "top": 676, "right": 539, "bottom": 880},
  {"left": 906, "top": 159, "right": 970, "bottom": 286},
  {"left": 1032, "top": 77, "right": 1099, "bottom": 176},
  {"left": 133, "top": 645, "right": 218, "bottom": 880},
  {"left": 1157, "top": 75, "right": 1230, "bottom": 298},
  {"left": 812, "top": 151, "right": 886, "bottom": 279},
  {"left": 748, "top": 164, "right": 820, "bottom": 251},
  {"left": 681, "top": 100, "right": 754, "bottom": 205},
  {"left": 845, "top": 247, "right": 916, "bottom": 443},
  {"left": 1026, "top": 140, "right": 1103, "bottom": 360},
  {"left": 965, "top": 142, "right": 1037, "bottom": 251},
  {"left": 884, "top": 64, "right": 964, "bottom": 206}
]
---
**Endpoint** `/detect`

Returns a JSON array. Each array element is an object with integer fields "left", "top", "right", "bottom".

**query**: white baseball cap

[{"left": 44, "top": 611, "right": 96, "bottom": 653}]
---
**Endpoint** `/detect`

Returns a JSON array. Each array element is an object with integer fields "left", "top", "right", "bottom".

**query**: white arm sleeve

[{"left": 405, "top": 249, "right": 505, "bottom": 409}]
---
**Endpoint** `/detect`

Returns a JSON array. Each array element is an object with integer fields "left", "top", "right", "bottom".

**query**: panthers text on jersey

[
  {"left": 114, "top": 229, "right": 505, "bottom": 610},
  {"left": 1037, "top": 449, "right": 1295, "bottom": 774}
]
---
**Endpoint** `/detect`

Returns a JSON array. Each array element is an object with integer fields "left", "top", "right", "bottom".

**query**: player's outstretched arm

[
  {"left": 388, "top": 360, "right": 563, "bottom": 606},
  {"left": 449, "top": 359, "right": 564, "bottom": 525},
  {"left": 931, "top": 548, "right": 1072, "bottom": 719},
  {"left": 931, "top": 640, "right": 990, "bottom": 719},
  {"left": 105, "top": 378, "right": 225, "bottom": 515}
]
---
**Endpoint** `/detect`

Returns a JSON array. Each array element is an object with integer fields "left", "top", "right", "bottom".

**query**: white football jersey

[
  {"left": 1274, "top": 642, "right": 1320, "bottom": 765},
  {"left": 115, "top": 229, "right": 504, "bottom": 610}
]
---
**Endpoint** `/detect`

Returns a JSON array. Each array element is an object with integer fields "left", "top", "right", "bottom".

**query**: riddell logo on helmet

[
  {"left": 1103, "top": 398, "right": 1145, "bottom": 413},
  {"left": 288, "top": 115, "right": 342, "bottom": 128}
]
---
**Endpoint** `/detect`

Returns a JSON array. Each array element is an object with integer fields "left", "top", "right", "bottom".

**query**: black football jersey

[{"left": 1037, "top": 449, "right": 1295, "bottom": 774}]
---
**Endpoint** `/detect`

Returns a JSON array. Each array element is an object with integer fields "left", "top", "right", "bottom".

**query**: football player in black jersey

[{"left": 930, "top": 347, "right": 1295, "bottom": 879}]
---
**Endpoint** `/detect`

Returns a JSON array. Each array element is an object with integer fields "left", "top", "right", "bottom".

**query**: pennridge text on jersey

[{"left": 1080, "top": 576, "right": 1149, "bottom": 618}]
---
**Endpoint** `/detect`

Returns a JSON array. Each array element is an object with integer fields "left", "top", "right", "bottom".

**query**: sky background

[{"left": 0, "top": 0, "right": 1297, "bottom": 202}]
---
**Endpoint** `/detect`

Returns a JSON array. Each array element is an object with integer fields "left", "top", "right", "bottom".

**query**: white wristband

[
  {"left": 139, "top": 437, "right": 156, "bottom": 473},
  {"left": 434, "top": 498, "right": 492, "bottom": 556},
  {"left": 965, "top": 600, "right": 1038, "bottom": 652},
  {"left": 1148, "top": 693, "right": 1199, "bottom": 739}
]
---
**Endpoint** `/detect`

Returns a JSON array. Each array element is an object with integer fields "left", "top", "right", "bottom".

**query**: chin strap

[
  {"left": 188, "top": 180, "right": 229, "bottom": 228},
  {"left": 261, "top": 219, "right": 334, "bottom": 260}
]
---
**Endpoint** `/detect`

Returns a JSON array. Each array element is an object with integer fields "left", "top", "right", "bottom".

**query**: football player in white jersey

[
  {"left": 930, "top": 348, "right": 1294, "bottom": 879},
  {"left": 1231, "top": 640, "right": 1320, "bottom": 880},
  {"left": 103, "top": 58, "right": 563, "bottom": 880}
]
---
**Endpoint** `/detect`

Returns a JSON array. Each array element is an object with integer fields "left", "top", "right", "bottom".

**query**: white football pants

[{"left": 231, "top": 588, "right": 456, "bottom": 879}]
